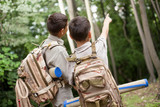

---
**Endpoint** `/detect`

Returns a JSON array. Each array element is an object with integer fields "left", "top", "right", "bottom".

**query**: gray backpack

[{"left": 67, "top": 42, "right": 122, "bottom": 107}]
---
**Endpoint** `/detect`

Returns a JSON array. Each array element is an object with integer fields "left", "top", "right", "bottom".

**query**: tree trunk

[
  {"left": 156, "top": 0, "right": 160, "bottom": 16},
  {"left": 107, "top": 36, "right": 118, "bottom": 83},
  {"left": 58, "top": 0, "right": 75, "bottom": 53},
  {"left": 100, "top": 0, "right": 118, "bottom": 83},
  {"left": 139, "top": 0, "right": 160, "bottom": 74},
  {"left": 150, "top": 3, "right": 160, "bottom": 38},
  {"left": 84, "top": 0, "right": 96, "bottom": 42},
  {"left": 130, "top": 0, "right": 156, "bottom": 82},
  {"left": 66, "top": 0, "right": 77, "bottom": 20},
  {"left": 139, "top": 0, "right": 160, "bottom": 99},
  {"left": 150, "top": 0, "right": 160, "bottom": 20},
  {"left": 93, "top": 22, "right": 101, "bottom": 39},
  {"left": 72, "top": 0, "right": 78, "bottom": 16}
]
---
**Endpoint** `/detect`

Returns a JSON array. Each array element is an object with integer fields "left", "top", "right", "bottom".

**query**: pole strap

[{"left": 36, "top": 82, "right": 56, "bottom": 96}]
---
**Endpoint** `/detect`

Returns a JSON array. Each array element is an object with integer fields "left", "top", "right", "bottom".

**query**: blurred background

[{"left": 0, "top": 0, "right": 160, "bottom": 106}]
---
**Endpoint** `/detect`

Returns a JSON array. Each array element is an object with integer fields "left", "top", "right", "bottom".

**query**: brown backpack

[
  {"left": 67, "top": 42, "right": 122, "bottom": 107},
  {"left": 15, "top": 41, "right": 65, "bottom": 107}
]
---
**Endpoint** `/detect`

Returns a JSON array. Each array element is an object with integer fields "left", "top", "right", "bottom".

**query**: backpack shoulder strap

[
  {"left": 91, "top": 41, "right": 97, "bottom": 57},
  {"left": 67, "top": 53, "right": 83, "bottom": 65},
  {"left": 67, "top": 42, "right": 97, "bottom": 64},
  {"left": 79, "top": 41, "right": 97, "bottom": 60},
  {"left": 48, "top": 41, "right": 62, "bottom": 49},
  {"left": 41, "top": 41, "right": 64, "bottom": 50},
  {"left": 67, "top": 53, "right": 77, "bottom": 62}
]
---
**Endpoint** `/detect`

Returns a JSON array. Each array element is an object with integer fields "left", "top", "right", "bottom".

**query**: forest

[{"left": 0, "top": 0, "right": 160, "bottom": 106}]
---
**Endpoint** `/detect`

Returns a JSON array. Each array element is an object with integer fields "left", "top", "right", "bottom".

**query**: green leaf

[{"left": 2, "top": 47, "right": 11, "bottom": 53}]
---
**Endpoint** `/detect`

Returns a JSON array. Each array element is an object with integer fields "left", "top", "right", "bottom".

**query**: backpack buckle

[
  {"left": 90, "top": 55, "right": 97, "bottom": 59},
  {"left": 75, "top": 58, "right": 81, "bottom": 64},
  {"left": 57, "top": 80, "right": 65, "bottom": 88},
  {"left": 33, "top": 93, "right": 38, "bottom": 97}
]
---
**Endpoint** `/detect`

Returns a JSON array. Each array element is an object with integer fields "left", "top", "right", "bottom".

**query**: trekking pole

[{"left": 63, "top": 79, "right": 149, "bottom": 107}]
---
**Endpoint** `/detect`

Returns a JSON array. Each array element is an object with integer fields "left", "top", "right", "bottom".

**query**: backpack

[
  {"left": 15, "top": 41, "right": 65, "bottom": 107},
  {"left": 67, "top": 42, "right": 122, "bottom": 107}
]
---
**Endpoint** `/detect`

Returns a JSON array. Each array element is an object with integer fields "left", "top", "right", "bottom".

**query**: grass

[{"left": 121, "top": 82, "right": 160, "bottom": 107}]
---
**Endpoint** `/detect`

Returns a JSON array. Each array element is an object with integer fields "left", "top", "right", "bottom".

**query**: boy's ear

[
  {"left": 60, "top": 28, "right": 64, "bottom": 35},
  {"left": 88, "top": 31, "right": 91, "bottom": 39}
]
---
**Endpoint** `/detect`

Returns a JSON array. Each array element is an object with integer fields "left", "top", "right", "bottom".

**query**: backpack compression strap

[{"left": 67, "top": 42, "right": 97, "bottom": 64}]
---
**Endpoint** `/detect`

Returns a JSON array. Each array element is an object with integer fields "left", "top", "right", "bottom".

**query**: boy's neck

[
  {"left": 76, "top": 40, "right": 89, "bottom": 47},
  {"left": 57, "top": 33, "right": 63, "bottom": 38},
  {"left": 51, "top": 33, "right": 63, "bottom": 38}
]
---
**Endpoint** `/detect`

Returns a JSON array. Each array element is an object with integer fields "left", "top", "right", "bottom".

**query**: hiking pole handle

[{"left": 63, "top": 79, "right": 149, "bottom": 107}]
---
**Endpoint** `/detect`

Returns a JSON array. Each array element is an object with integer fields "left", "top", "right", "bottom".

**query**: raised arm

[{"left": 100, "top": 14, "right": 112, "bottom": 39}]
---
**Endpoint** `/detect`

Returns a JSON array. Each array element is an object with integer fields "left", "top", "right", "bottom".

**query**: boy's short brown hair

[
  {"left": 47, "top": 13, "right": 68, "bottom": 36},
  {"left": 69, "top": 16, "right": 90, "bottom": 41}
]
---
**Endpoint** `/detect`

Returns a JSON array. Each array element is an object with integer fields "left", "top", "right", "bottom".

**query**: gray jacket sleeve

[
  {"left": 96, "top": 36, "right": 109, "bottom": 68},
  {"left": 44, "top": 46, "right": 73, "bottom": 85}
]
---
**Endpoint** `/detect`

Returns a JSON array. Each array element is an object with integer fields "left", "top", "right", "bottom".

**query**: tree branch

[
  {"left": 122, "top": 18, "right": 131, "bottom": 44},
  {"left": 118, "top": 68, "right": 132, "bottom": 82},
  {"left": 150, "top": 0, "right": 160, "bottom": 21},
  {"left": 156, "top": 0, "right": 160, "bottom": 15},
  {"left": 0, "top": 13, "right": 7, "bottom": 34}
]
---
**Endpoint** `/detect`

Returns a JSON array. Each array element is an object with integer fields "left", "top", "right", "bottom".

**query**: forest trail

[{"left": 122, "top": 81, "right": 160, "bottom": 107}]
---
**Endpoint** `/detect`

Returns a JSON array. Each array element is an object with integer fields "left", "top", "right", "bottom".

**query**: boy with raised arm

[
  {"left": 67, "top": 14, "right": 122, "bottom": 106},
  {"left": 68, "top": 14, "right": 112, "bottom": 72}
]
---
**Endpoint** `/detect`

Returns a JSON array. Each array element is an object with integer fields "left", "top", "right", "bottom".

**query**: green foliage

[
  {"left": 0, "top": 91, "right": 16, "bottom": 107},
  {"left": 0, "top": 47, "right": 19, "bottom": 82},
  {"left": 0, "top": 47, "right": 20, "bottom": 107}
]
